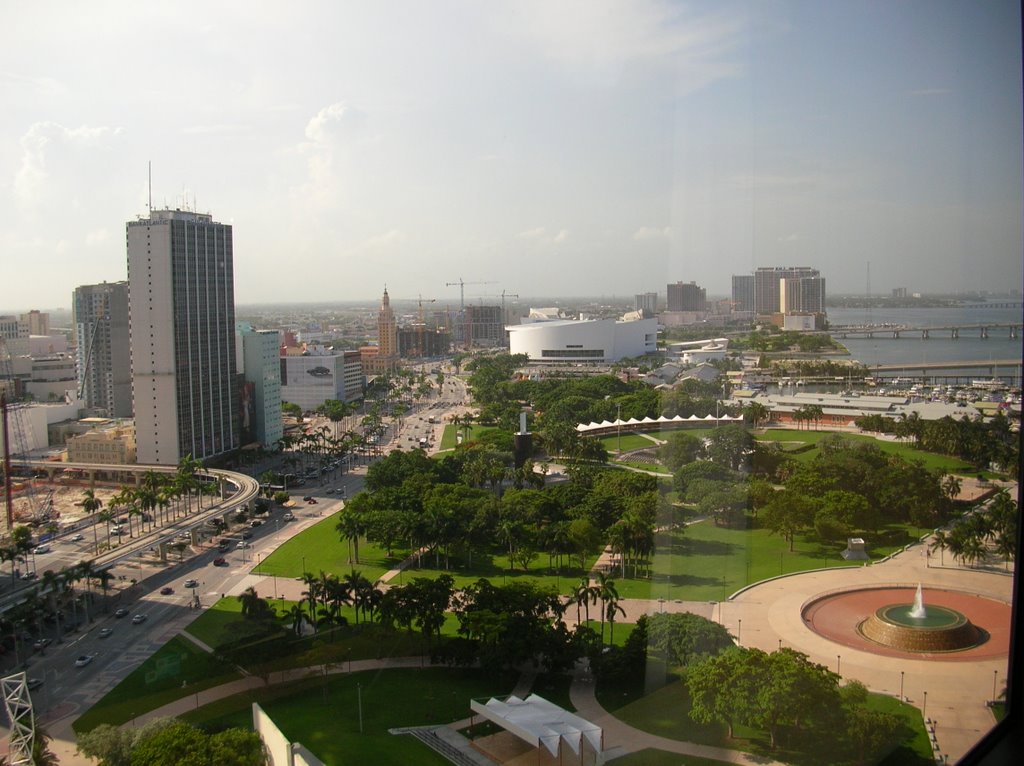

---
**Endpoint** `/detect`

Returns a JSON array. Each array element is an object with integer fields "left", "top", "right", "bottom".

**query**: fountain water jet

[{"left": 909, "top": 583, "right": 927, "bottom": 619}]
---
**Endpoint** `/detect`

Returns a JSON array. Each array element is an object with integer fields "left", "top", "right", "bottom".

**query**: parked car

[
  {"left": 212, "top": 557, "right": 227, "bottom": 566},
  {"left": 159, "top": 587, "right": 173, "bottom": 595},
  {"left": 74, "top": 654, "right": 94, "bottom": 667},
  {"left": 114, "top": 607, "right": 129, "bottom": 618},
  {"left": 131, "top": 614, "right": 147, "bottom": 624}
]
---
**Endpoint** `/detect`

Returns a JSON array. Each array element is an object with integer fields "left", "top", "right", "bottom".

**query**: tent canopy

[{"left": 470, "top": 694, "right": 602, "bottom": 757}]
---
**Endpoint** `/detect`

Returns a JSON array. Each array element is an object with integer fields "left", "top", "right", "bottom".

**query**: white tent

[{"left": 470, "top": 694, "right": 603, "bottom": 757}]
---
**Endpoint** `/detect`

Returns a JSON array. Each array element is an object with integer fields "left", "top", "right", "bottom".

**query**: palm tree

[
  {"left": 81, "top": 489, "right": 104, "bottom": 553},
  {"left": 573, "top": 577, "right": 592, "bottom": 627},
  {"left": 606, "top": 598, "right": 627, "bottom": 647},
  {"left": 594, "top": 571, "right": 619, "bottom": 644},
  {"left": 283, "top": 602, "right": 306, "bottom": 636},
  {"left": 237, "top": 586, "right": 264, "bottom": 618}
]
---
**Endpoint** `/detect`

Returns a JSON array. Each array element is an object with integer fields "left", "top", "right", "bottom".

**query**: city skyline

[{"left": 1, "top": 1, "right": 1021, "bottom": 310}]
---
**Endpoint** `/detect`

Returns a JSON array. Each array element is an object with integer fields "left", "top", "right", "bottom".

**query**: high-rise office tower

[
  {"left": 666, "top": 281, "right": 707, "bottom": 312},
  {"left": 752, "top": 266, "right": 823, "bottom": 314},
  {"left": 127, "top": 209, "right": 238, "bottom": 464},
  {"left": 73, "top": 281, "right": 132, "bottom": 417},
  {"left": 635, "top": 292, "right": 658, "bottom": 315},
  {"left": 731, "top": 275, "right": 754, "bottom": 313}
]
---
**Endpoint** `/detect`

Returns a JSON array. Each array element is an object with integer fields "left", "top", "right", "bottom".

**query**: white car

[
  {"left": 131, "top": 614, "right": 147, "bottom": 624},
  {"left": 282, "top": 512, "right": 295, "bottom": 521},
  {"left": 69, "top": 534, "right": 84, "bottom": 542},
  {"left": 33, "top": 544, "right": 50, "bottom": 554},
  {"left": 183, "top": 579, "right": 199, "bottom": 589},
  {"left": 236, "top": 541, "right": 250, "bottom": 549},
  {"left": 98, "top": 628, "right": 113, "bottom": 639},
  {"left": 74, "top": 654, "right": 94, "bottom": 667}
]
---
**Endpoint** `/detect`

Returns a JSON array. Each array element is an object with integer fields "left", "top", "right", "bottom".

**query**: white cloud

[
  {"left": 553, "top": 229, "right": 569, "bottom": 243},
  {"left": 14, "top": 121, "right": 122, "bottom": 209},
  {"left": 517, "top": 227, "right": 569, "bottom": 245},
  {"left": 304, "top": 102, "right": 365, "bottom": 145},
  {"left": 182, "top": 124, "right": 251, "bottom": 135},
  {"left": 85, "top": 229, "right": 110, "bottom": 247},
  {"left": 517, "top": 227, "right": 548, "bottom": 240},
  {"left": 364, "top": 229, "right": 404, "bottom": 248},
  {"left": 633, "top": 226, "right": 672, "bottom": 241}
]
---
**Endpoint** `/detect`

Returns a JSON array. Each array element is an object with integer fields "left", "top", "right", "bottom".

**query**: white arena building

[{"left": 507, "top": 317, "right": 658, "bottom": 363}]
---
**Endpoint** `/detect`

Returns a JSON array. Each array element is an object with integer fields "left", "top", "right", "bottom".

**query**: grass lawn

[
  {"left": 610, "top": 515, "right": 929, "bottom": 602},
  {"left": 181, "top": 667, "right": 518, "bottom": 766},
  {"left": 438, "top": 423, "right": 494, "bottom": 451},
  {"left": 608, "top": 750, "right": 739, "bottom": 766},
  {"left": 757, "top": 429, "right": 975, "bottom": 473},
  {"left": 73, "top": 636, "right": 240, "bottom": 733},
  {"left": 613, "top": 460, "right": 671, "bottom": 475},
  {"left": 600, "top": 671, "right": 932, "bottom": 766},
  {"left": 256, "top": 511, "right": 394, "bottom": 582},
  {"left": 387, "top": 549, "right": 600, "bottom": 596},
  {"left": 600, "top": 433, "right": 666, "bottom": 453}
]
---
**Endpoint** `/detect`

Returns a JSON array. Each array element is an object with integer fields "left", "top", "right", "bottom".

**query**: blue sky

[{"left": 1, "top": 0, "right": 1020, "bottom": 310}]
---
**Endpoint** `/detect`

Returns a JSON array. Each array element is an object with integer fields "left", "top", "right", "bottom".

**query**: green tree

[{"left": 646, "top": 612, "right": 734, "bottom": 666}]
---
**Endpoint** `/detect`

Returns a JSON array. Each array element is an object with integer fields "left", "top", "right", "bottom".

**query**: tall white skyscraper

[
  {"left": 73, "top": 281, "right": 132, "bottom": 418},
  {"left": 127, "top": 209, "right": 238, "bottom": 465}
]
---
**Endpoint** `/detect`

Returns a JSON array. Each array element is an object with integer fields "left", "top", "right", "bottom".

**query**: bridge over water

[
  {"left": 869, "top": 358, "right": 1022, "bottom": 385},
  {"left": 832, "top": 323, "right": 1021, "bottom": 340}
]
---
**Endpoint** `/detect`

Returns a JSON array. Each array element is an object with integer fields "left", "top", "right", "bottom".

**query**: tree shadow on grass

[{"left": 671, "top": 538, "right": 738, "bottom": 557}]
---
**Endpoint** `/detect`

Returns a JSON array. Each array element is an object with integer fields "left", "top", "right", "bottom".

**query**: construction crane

[{"left": 445, "top": 278, "right": 495, "bottom": 349}]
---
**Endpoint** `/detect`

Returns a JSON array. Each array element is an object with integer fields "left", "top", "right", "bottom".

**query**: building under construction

[{"left": 398, "top": 326, "right": 451, "bottom": 358}]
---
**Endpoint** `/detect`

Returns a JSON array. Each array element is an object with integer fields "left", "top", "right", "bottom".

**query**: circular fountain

[{"left": 858, "top": 584, "right": 981, "bottom": 652}]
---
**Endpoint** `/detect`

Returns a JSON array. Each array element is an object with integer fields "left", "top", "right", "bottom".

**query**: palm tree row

[{"left": 930, "top": 489, "right": 1017, "bottom": 569}]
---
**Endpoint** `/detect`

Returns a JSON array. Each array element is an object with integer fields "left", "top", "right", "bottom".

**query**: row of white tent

[
  {"left": 576, "top": 413, "right": 743, "bottom": 434},
  {"left": 470, "top": 694, "right": 602, "bottom": 757}
]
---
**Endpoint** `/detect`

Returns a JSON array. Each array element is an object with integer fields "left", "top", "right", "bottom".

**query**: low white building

[{"left": 507, "top": 317, "right": 658, "bottom": 364}]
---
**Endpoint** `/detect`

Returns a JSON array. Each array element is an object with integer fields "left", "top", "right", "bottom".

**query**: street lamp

[
  {"left": 837, "top": 654, "right": 841, "bottom": 675},
  {"left": 923, "top": 691, "right": 928, "bottom": 719},
  {"left": 900, "top": 671, "right": 905, "bottom": 701},
  {"left": 737, "top": 619, "right": 742, "bottom": 645}
]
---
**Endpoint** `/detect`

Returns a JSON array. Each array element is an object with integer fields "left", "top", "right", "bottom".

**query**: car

[
  {"left": 212, "top": 557, "right": 227, "bottom": 566},
  {"left": 26, "top": 678, "right": 43, "bottom": 691},
  {"left": 131, "top": 614, "right": 147, "bottom": 624},
  {"left": 241, "top": 530, "right": 253, "bottom": 539},
  {"left": 183, "top": 578, "right": 199, "bottom": 588},
  {"left": 19, "top": 571, "right": 36, "bottom": 581},
  {"left": 325, "top": 488, "right": 335, "bottom": 494},
  {"left": 307, "top": 498, "right": 318, "bottom": 505},
  {"left": 33, "top": 544, "right": 50, "bottom": 554},
  {"left": 33, "top": 638, "right": 51, "bottom": 650},
  {"left": 236, "top": 541, "right": 250, "bottom": 549},
  {"left": 249, "top": 519, "right": 263, "bottom": 528},
  {"left": 302, "top": 495, "right": 313, "bottom": 502},
  {"left": 218, "top": 542, "right": 230, "bottom": 551},
  {"left": 74, "top": 654, "right": 94, "bottom": 667},
  {"left": 114, "top": 607, "right": 130, "bottom": 618},
  {"left": 98, "top": 627, "right": 113, "bottom": 639},
  {"left": 159, "top": 586, "right": 174, "bottom": 595},
  {"left": 68, "top": 533, "right": 84, "bottom": 542},
  {"left": 282, "top": 512, "right": 294, "bottom": 521}
]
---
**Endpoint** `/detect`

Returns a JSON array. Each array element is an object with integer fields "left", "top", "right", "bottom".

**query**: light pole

[
  {"left": 993, "top": 670, "right": 998, "bottom": 702},
  {"left": 923, "top": 691, "right": 928, "bottom": 719},
  {"left": 900, "top": 671, "right": 905, "bottom": 701},
  {"left": 737, "top": 619, "right": 742, "bottom": 645},
  {"left": 358, "top": 683, "right": 364, "bottom": 734},
  {"left": 837, "top": 654, "right": 841, "bottom": 675}
]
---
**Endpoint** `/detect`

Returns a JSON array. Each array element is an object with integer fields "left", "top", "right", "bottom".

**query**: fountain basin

[{"left": 860, "top": 603, "right": 981, "bottom": 652}]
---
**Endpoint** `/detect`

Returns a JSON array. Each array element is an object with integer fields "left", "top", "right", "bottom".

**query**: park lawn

[
  {"left": 611, "top": 516, "right": 929, "bottom": 603},
  {"left": 391, "top": 548, "right": 600, "bottom": 596},
  {"left": 438, "top": 423, "right": 495, "bottom": 451},
  {"left": 756, "top": 429, "right": 975, "bottom": 473},
  {"left": 257, "top": 511, "right": 394, "bottom": 582},
  {"left": 613, "top": 460, "right": 671, "bottom": 475},
  {"left": 599, "top": 433, "right": 666, "bottom": 453},
  {"left": 601, "top": 671, "right": 931, "bottom": 766},
  {"left": 181, "top": 667, "right": 519, "bottom": 766},
  {"left": 579, "top": 619, "right": 636, "bottom": 648},
  {"left": 73, "top": 635, "right": 240, "bottom": 733},
  {"left": 608, "top": 750, "right": 740, "bottom": 766}
]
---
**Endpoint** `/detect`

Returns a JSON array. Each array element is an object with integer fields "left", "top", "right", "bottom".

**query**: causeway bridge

[{"left": 831, "top": 323, "right": 1021, "bottom": 340}]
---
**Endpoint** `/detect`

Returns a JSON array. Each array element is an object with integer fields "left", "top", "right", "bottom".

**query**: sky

[{"left": 1, "top": 0, "right": 1021, "bottom": 311}]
